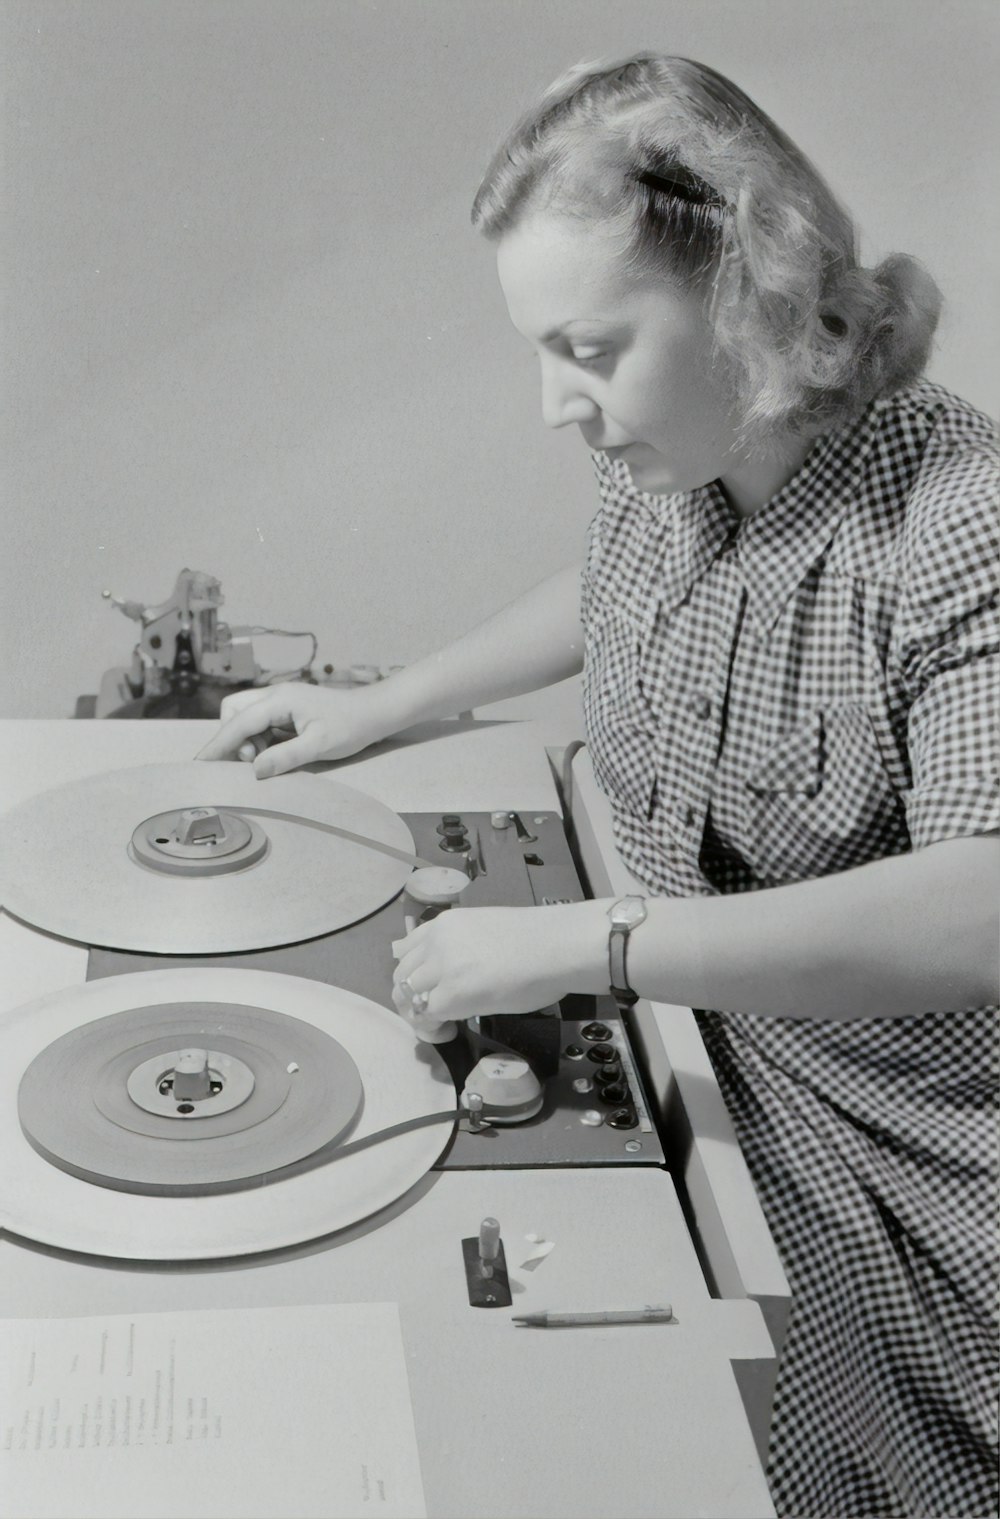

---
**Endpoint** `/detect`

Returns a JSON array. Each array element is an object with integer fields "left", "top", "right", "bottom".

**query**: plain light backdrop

[{"left": 2, "top": 0, "right": 997, "bottom": 717}]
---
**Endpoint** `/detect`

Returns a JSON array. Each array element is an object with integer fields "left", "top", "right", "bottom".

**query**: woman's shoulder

[
  {"left": 829, "top": 381, "right": 997, "bottom": 577},
  {"left": 886, "top": 381, "right": 997, "bottom": 547},
  {"left": 873, "top": 384, "right": 997, "bottom": 646},
  {"left": 873, "top": 380, "right": 998, "bottom": 480}
]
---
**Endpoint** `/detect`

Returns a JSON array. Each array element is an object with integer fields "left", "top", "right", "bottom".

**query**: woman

[{"left": 199, "top": 56, "right": 998, "bottom": 1518}]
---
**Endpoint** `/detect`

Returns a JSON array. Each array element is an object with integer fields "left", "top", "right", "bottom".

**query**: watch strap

[
  {"left": 608, "top": 897, "right": 646, "bottom": 1006},
  {"left": 608, "top": 925, "right": 633, "bottom": 1004}
]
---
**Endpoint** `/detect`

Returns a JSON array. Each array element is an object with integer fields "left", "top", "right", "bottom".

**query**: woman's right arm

[{"left": 196, "top": 561, "right": 584, "bottom": 776}]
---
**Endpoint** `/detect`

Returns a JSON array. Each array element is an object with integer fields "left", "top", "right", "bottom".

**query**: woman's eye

[{"left": 572, "top": 349, "right": 608, "bottom": 366}]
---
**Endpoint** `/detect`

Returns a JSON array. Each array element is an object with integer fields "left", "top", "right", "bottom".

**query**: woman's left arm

[
  {"left": 392, "top": 833, "right": 998, "bottom": 1023},
  {"left": 622, "top": 832, "right": 998, "bottom": 1020}
]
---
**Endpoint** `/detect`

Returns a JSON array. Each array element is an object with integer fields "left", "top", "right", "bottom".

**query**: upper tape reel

[{"left": 0, "top": 762, "right": 416, "bottom": 953}]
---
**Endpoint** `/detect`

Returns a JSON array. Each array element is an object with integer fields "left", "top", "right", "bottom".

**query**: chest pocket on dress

[
  {"left": 583, "top": 598, "right": 658, "bottom": 821},
  {"left": 743, "top": 702, "right": 910, "bottom": 882}
]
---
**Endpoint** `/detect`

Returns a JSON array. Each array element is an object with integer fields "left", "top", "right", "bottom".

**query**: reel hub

[{"left": 129, "top": 806, "right": 269, "bottom": 876}]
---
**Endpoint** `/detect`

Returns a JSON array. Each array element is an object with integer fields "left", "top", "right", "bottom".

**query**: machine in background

[{"left": 78, "top": 568, "right": 387, "bottom": 719}]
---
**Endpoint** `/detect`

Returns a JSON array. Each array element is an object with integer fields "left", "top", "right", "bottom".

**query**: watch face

[{"left": 612, "top": 898, "right": 646, "bottom": 929}]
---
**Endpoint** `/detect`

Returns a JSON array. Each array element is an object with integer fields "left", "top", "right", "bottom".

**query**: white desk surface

[
  {"left": 0, "top": 716, "right": 563, "bottom": 815},
  {"left": 0, "top": 718, "right": 775, "bottom": 1519}
]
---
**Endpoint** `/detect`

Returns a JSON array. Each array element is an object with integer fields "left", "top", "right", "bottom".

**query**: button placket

[
  {"left": 687, "top": 696, "right": 721, "bottom": 833},
  {"left": 650, "top": 686, "right": 715, "bottom": 848},
  {"left": 678, "top": 560, "right": 744, "bottom": 846}
]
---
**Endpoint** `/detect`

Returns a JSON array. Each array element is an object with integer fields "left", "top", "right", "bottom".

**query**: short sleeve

[{"left": 891, "top": 424, "right": 1000, "bottom": 847}]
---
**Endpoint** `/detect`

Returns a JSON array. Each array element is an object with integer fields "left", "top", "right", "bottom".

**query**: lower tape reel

[
  {"left": 0, "top": 968, "right": 456, "bottom": 1260},
  {"left": 18, "top": 1003, "right": 365, "bottom": 1195}
]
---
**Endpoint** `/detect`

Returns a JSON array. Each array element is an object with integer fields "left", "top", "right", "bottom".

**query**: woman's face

[{"left": 496, "top": 212, "right": 745, "bottom": 495}]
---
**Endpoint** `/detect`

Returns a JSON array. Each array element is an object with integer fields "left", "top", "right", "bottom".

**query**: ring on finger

[{"left": 394, "top": 978, "right": 431, "bottom": 1017}]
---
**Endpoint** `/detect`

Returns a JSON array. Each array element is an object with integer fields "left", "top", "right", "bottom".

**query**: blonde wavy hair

[{"left": 471, "top": 55, "right": 942, "bottom": 445}]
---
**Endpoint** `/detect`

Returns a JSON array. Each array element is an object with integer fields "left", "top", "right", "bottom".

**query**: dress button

[{"left": 690, "top": 694, "right": 712, "bottom": 721}]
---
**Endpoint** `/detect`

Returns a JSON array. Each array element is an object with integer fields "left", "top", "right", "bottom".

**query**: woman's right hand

[{"left": 194, "top": 681, "right": 397, "bottom": 777}]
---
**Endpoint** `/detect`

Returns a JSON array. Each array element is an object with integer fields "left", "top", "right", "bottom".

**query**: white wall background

[{"left": 2, "top": 0, "right": 997, "bottom": 717}]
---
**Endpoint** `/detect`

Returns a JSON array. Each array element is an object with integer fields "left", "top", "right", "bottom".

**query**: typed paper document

[{"left": 1, "top": 1302, "right": 427, "bottom": 1518}]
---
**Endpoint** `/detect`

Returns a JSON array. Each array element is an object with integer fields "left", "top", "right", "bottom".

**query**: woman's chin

[{"left": 622, "top": 453, "right": 677, "bottom": 494}]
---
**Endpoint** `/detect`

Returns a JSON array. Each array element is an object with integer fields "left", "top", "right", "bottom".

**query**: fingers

[
  {"left": 391, "top": 923, "right": 435, "bottom": 1019},
  {"left": 391, "top": 977, "right": 431, "bottom": 1017},
  {"left": 391, "top": 977, "right": 457, "bottom": 1044},
  {"left": 391, "top": 946, "right": 427, "bottom": 992},
  {"left": 252, "top": 725, "right": 323, "bottom": 779},
  {"left": 195, "top": 686, "right": 297, "bottom": 761},
  {"left": 391, "top": 920, "right": 432, "bottom": 998},
  {"left": 196, "top": 692, "right": 281, "bottom": 761},
  {"left": 219, "top": 688, "right": 267, "bottom": 722},
  {"left": 391, "top": 920, "right": 430, "bottom": 960}
]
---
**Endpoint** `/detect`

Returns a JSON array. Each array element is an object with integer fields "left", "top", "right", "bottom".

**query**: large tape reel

[
  {"left": 0, "top": 969, "right": 456, "bottom": 1259},
  {"left": 0, "top": 763, "right": 416, "bottom": 952},
  {"left": 17, "top": 1002, "right": 366, "bottom": 1195}
]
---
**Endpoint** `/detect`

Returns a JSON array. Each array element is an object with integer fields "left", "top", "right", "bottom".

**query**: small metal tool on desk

[{"left": 462, "top": 1217, "right": 512, "bottom": 1307}]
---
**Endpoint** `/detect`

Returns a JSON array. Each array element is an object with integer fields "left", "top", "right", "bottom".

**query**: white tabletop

[{"left": 0, "top": 716, "right": 564, "bottom": 813}]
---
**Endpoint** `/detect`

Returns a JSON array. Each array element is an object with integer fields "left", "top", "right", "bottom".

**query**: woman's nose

[{"left": 539, "top": 362, "right": 599, "bottom": 430}]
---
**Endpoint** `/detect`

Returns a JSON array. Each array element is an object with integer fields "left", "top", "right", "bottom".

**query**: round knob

[
  {"left": 581, "top": 1021, "right": 613, "bottom": 1042},
  {"left": 606, "top": 1106, "right": 639, "bottom": 1130},
  {"left": 411, "top": 1018, "right": 458, "bottom": 1045},
  {"left": 586, "top": 1043, "right": 617, "bottom": 1064},
  {"left": 598, "top": 1081, "right": 628, "bottom": 1105},
  {"left": 405, "top": 867, "right": 469, "bottom": 907},
  {"left": 461, "top": 1055, "right": 543, "bottom": 1124}
]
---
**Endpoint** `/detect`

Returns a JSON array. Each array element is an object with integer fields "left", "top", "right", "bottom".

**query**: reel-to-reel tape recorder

[
  {"left": 0, "top": 755, "right": 662, "bottom": 1264},
  {"left": 0, "top": 721, "right": 782, "bottom": 1519}
]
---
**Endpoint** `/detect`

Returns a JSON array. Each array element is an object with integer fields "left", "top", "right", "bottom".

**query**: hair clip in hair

[{"left": 635, "top": 166, "right": 726, "bottom": 210}]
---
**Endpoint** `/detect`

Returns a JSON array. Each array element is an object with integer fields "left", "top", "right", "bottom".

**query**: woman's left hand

[{"left": 391, "top": 902, "right": 607, "bottom": 1026}]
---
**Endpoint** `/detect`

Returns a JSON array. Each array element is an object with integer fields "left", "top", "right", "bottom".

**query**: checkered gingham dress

[{"left": 581, "top": 380, "right": 999, "bottom": 1519}]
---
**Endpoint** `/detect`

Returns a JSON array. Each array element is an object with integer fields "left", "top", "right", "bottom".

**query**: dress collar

[{"left": 594, "top": 404, "right": 878, "bottom": 636}]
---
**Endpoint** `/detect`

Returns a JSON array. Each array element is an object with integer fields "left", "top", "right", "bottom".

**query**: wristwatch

[{"left": 607, "top": 896, "right": 647, "bottom": 1006}]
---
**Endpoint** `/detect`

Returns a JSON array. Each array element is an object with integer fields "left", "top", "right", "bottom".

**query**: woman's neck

[{"left": 719, "top": 435, "right": 813, "bottom": 517}]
